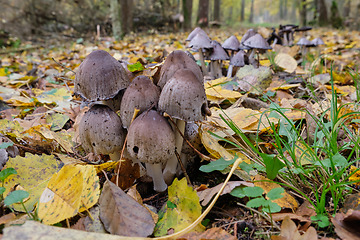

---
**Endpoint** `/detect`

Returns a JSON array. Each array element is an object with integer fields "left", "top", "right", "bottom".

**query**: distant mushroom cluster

[
  {"left": 75, "top": 49, "right": 211, "bottom": 192},
  {"left": 186, "top": 27, "right": 272, "bottom": 79}
]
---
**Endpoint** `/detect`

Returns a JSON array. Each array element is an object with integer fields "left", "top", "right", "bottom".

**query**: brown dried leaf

[
  {"left": 332, "top": 210, "right": 360, "bottom": 240},
  {"left": 178, "top": 227, "right": 236, "bottom": 240},
  {"left": 272, "top": 216, "right": 317, "bottom": 240},
  {"left": 99, "top": 180, "right": 155, "bottom": 237}
]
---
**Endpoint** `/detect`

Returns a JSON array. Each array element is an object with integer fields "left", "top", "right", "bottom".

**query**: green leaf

[
  {"left": 230, "top": 186, "right": 246, "bottom": 198},
  {"left": 262, "top": 200, "right": 281, "bottom": 213},
  {"left": 167, "top": 201, "right": 176, "bottom": 209},
  {"left": 0, "top": 142, "right": 13, "bottom": 149},
  {"left": 4, "top": 190, "right": 29, "bottom": 206},
  {"left": 267, "top": 187, "right": 284, "bottom": 200},
  {"left": 199, "top": 156, "right": 237, "bottom": 173},
  {"left": 311, "top": 214, "right": 330, "bottom": 228},
  {"left": 260, "top": 153, "right": 285, "bottom": 180},
  {"left": 243, "top": 186, "right": 264, "bottom": 198},
  {"left": 127, "top": 62, "right": 144, "bottom": 72},
  {"left": 0, "top": 168, "right": 17, "bottom": 182},
  {"left": 246, "top": 197, "right": 266, "bottom": 208},
  {"left": 0, "top": 187, "right": 5, "bottom": 195},
  {"left": 239, "top": 161, "right": 254, "bottom": 174},
  {"left": 315, "top": 152, "right": 347, "bottom": 168}
]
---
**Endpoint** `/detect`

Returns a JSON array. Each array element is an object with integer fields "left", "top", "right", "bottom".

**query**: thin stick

[
  {"left": 174, "top": 150, "right": 192, "bottom": 187},
  {"left": 52, "top": 57, "right": 76, "bottom": 74}
]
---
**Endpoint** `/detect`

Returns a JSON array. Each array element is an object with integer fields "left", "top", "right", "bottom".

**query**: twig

[
  {"left": 174, "top": 150, "right": 192, "bottom": 187},
  {"left": 52, "top": 57, "right": 76, "bottom": 74},
  {"left": 13, "top": 143, "right": 42, "bottom": 155},
  {"left": 0, "top": 46, "right": 40, "bottom": 54}
]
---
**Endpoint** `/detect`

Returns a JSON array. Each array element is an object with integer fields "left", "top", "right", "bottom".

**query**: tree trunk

[
  {"left": 318, "top": 0, "right": 328, "bottom": 26},
  {"left": 343, "top": 0, "right": 351, "bottom": 18},
  {"left": 120, "top": 0, "right": 133, "bottom": 34},
  {"left": 291, "top": 0, "right": 297, "bottom": 22},
  {"left": 240, "top": 0, "right": 245, "bottom": 22},
  {"left": 284, "top": 0, "right": 288, "bottom": 19},
  {"left": 182, "top": 0, "right": 193, "bottom": 30},
  {"left": 249, "top": 0, "right": 254, "bottom": 23},
  {"left": 197, "top": 0, "right": 209, "bottom": 27},
  {"left": 213, "top": 0, "right": 221, "bottom": 22},
  {"left": 299, "top": 0, "right": 307, "bottom": 26},
  {"left": 111, "top": 0, "right": 122, "bottom": 40},
  {"left": 279, "top": 0, "right": 284, "bottom": 20}
]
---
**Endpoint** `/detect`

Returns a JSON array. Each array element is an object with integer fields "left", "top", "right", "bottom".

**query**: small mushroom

[
  {"left": 74, "top": 50, "right": 130, "bottom": 111},
  {"left": 186, "top": 27, "right": 207, "bottom": 42},
  {"left": 158, "top": 69, "right": 211, "bottom": 183},
  {"left": 188, "top": 32, "right": 213, "bottom": 76},
  {"left": 222, "top": 35, "right": 240, "bottom": 58},
  {"left": 243, "top": 33, "right": 272, "bottom": 68},
  {"left": 120, "top": 75, "right": 160, "bottom": 129},
  {"left": 296, "top": 37, "right": 312, "bottom": 59},
  {"left": 227, "top": 50, "right": 246, "bottom": 77},
  {"left": 311, "top": 37, "right": 325, "bottom": 56},
  {"left": 208, "top": 41, "right": 229, "bottom": 79},
  {"left": 240, "top": 29, "right": 256, "bottom": 49},
  {"left": 126, "top": 110, "right": 176, "bottom": 192},
  {"left": 79, "top": 104, "right": 126, "bottom": 162},
  {"left": 158, "top": 50, "right": 203, "bottom": 89}
]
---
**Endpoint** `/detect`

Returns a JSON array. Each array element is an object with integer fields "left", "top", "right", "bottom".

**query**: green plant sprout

[
  {"left": 0, "top": 167, "right": 17, "bottom": 201},
  {"left": 4, "top": 190, "right": 31, "bottom": 219}
]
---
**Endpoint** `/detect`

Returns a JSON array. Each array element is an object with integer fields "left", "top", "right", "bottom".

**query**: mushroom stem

[
  {"left": 146, "top": 163, "right": 167, "bottom": 192},
  {"left": 109, "top": 151, "right": 121, "bottom": 162},
  {"left": 163, "top": 119, "right": 186, "bottom": 184},
  {"left": 198, "top": 49, "right": 208, "bottom": 75},
  {"left": 226, "top": 65, "right": 234, "bottom": 78}
]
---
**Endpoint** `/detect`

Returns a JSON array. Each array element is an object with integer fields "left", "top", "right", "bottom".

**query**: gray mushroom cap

[
  {"left": 158, "top": 69, "right": 211, "bottom": 122},
  {"left": 74, "top": 50, "right": 130, "bottom": 102},
  {"left": 188, "top": 32, "right": 213, "bottom": 50},
  {"left": 208, "top": 41, "right": 229, "bottom": 61},
  {"left": 222, "top": 35, "right": 240, "bottom": 51},
  {"left": 186, "top": 27, "right": 207, "bottom": 41},
  {"left": 230, "top": 50, "right": 246, "bottom": 67},
  {"left": 120, "top": 75, "right": 160, "bottom": 129},
  {"left": 79, "top": 104, "right": 125, "bottom": 155},
  {"left": 126, "top": 110, "right": 175, "bottom": 165},
  {"left": 297, "top": 37, "right": 312, "bottom": 46},
  {"left": 240, "top": 29, "right": 257, "bottom": 45},
  {"left": 158, "top": 50, "right": 203, "bottom": 89},
  {"left": 311, "top": 37, "right": 325, "bottom": 46},
  {"left": 243, "top": 33, "right": 272, "bottom": 50}
]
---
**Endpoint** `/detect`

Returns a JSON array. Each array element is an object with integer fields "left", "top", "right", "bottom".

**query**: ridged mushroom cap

[
  {"left": 127, "top": 110, "right": 175, "bottom": 164},
  {"left": 74, "top": 50, "right": 130, "bottom": 101},
  {"left": 188, "top": 32, "right": 213, "bottom": 50},
  {"left": 158, "top": 50, "right": 203, "bottom": 89},
  {"left": 222, "top": 35, "right": 240, "bottom": 51},
  {"left": 79, "top": 104, "right": 125, "bottom": 155},
  {"left": 120, "top": 75, "right": 160, "bottom": 129},
  {"left": 311, "top": 37, "right": 325, "bottom": 46},
  {"left": 240, "top": 29, "right": 257, "bottom": 45},
  {"left": 243, "top": 33, "right": 272, "bottom": 50},
  {"left": 208, "top": 41, "right": 229, "bottom": 61},
  {"left": 158, "top": 69, "right": 211, "bottom": 122},
  {"left": 186, "top": 27, "right": 207, "bottom": 41},
  {"left": 297, "top": 37, "right": 312, "bottom": 46},
  {"left": 230, "top": 50, "right": 246, "bottom": 67}
]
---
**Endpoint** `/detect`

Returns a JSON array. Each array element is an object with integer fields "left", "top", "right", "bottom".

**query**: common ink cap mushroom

[
  {"left": 74, "top": 50, "right": 130, "bottom": 103},
  {"left": 126, "top": 110, "right": 175, "bottom": 192},
  {"left": 120, "top": 75, "right": 160, "bottom": 129},
  {"left": 78, "top": 104, "right": 125, "bottom": 161},
  {"left": 186, "top": 27, "right": 207, "bottom": 42}
]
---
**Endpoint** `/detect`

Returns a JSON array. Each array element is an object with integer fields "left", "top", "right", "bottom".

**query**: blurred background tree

[{"left": 0, "top": 0, "right": 358, "bottom": 44}]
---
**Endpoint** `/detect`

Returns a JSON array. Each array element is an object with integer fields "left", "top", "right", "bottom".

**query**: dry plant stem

[
  {"left": 163, "top": 119, "right": 186, "bottom": 183},
  {"left": 146, "top": 163, "right": 167, "bottom": 192},
  {"left": 175, "top": 150, "right": 192, "bottom": 187},
  {"left": 236, "top": 202, "right": 281, "bottom": 231}
]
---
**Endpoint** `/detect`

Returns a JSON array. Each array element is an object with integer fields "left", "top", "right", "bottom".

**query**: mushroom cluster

[
  {"left": 75, "top": 49, "right": 211, "bottom": 192},
  {"left": 186, "top": 27, "right": 271, "bottom": 79}
]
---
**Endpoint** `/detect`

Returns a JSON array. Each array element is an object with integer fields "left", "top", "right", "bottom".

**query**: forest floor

[{"left": 0, "top": 27, "right": 360, "bottom": 239}]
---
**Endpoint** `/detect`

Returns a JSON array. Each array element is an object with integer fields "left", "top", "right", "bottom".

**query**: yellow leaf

[
  {"left": 205, "top": 85, "right": 242, "bottom": 104},
  {"left": 254, "top": 175, "right": 298, "bottom": 211},
  {"left": 3, "top": 153, "right": 61, "bottom": 212},
  {"left": 272, "top": 83, "right": 301, "bottom": 91},
  {"left": 38, "top": 164, "right": 100, "bottom": 225},
  {"left": 275, "top": 53, "right": 297, "bottom": 73},
  {"left": 200, "top": 127, "right": 234, "bottom": 161}
]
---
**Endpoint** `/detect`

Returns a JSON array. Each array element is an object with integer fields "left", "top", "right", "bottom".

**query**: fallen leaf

[
  {"left": 38, "top": 164, "right": 100, "bottom": 224},
  {"left": 178, "top": 227, "right": 236, "bottom": 240},
  {"left": 332, "top": 210, "right": 360, "bottom": 240},
  {"left": 200, "top": 128, "right": 234, "bottom": 161},
  {"left": 275, "top": 53, "right": 297, "bottom": 73},
  {"left": 271, "top": 216, "right": 318, "bottom": 240},
  {"left": 99, "top": 180, "right": 155, "bottom": 237}
]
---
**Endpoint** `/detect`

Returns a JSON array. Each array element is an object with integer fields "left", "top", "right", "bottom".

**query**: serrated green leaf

[
  {"left": 267, "top": 187, "right": 284, "bottom": 200},
  {"left": 0, "top": 167, "right": 17, "bottom": 182},
  {"left": 246, "top": 197, "right": 266, "bottom": 208},
  {"left": 4, "top": 190, "right": 29, "bottom": 206},
  {"left": 199, "top": 156, "right": 237, "bottom": 173},
  {"left": 243, "top": 186, "right": 264, "bottom": 198},
  {"left": 127, "top": 62, "right": 144, "bottom": 72}
]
